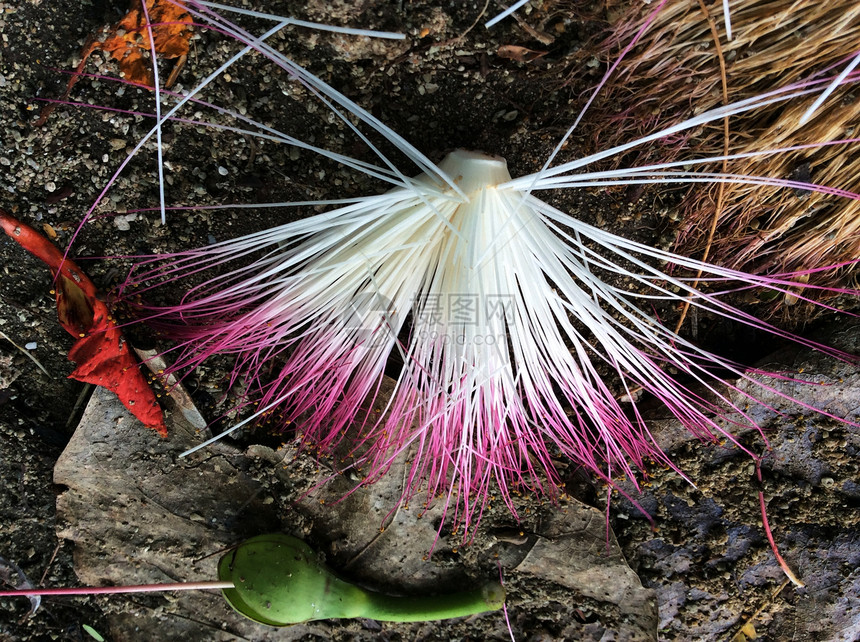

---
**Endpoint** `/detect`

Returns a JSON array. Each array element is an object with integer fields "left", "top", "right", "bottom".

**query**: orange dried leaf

[
  {"left": 38, "top": 0, "right": 192, "bottom": 125},
  {"left": 91, "top": 0, "right": 193, "bottom": 87}
]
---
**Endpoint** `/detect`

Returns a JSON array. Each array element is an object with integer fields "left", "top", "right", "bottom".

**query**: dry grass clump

[{"left": 585, "top": 0, "right": 860, "bottom": 299}]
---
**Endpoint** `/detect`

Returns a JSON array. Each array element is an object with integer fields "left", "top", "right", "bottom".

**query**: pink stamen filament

[{"left": 0, "top": 580, "right": 234, "bottom": 598}]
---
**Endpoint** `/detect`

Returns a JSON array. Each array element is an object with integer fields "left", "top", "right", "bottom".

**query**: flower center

[{"left": 436, "top": 149, "right": 512, "bottom": 196}]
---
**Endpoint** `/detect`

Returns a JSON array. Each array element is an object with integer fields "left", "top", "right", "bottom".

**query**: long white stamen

[
  {"left": 139, "top": 0, "right": 167, "bottom": 224},
  {"left": 722, "top": 0, "right": 733, "bottom": 40},
  {"left": 799, "top": 49, "right": 860, "bottom": 124},
  {"left": 179, "top": 2, "right": 462, "bottom": 196},
  {"left": 485, "top": 0, "right": 532, "bottom": 29},
  {"left": 505, "top": 77, "right": 855, "bottom": 189},
  {"left": 196, "top": 1, "right": 406, "bottom": 39}
]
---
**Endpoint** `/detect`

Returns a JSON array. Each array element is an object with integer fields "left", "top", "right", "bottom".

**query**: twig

[
  {"left": 67, "top": 383, "right": 93, "bottom": 428},
  {"left": 38, "top": 542, "right": 63, "bottom": 587},
  {"left": 674, "top": 0, "right": 731, "bottom": 335},
  {"left": 343, "top": 459, "right": 411, "bottom": 569},
  {"left": 460, "top": 0, "right": 491, "bottom": 40},
  {"left": 430, "top": 0, "right": 491, "bottom": 49},
  {"left": 727, "top": 579, "right": 791, "bottom": 642},
  {"left": 0, "top": 330, "right": 51, "bottom": 378}
]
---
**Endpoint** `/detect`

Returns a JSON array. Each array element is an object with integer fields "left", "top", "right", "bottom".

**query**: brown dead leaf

[
  {"left": 783, "top": 273, "right": 810, "bottom": 306},
  {"left": 497, "top": 44, "right": 548, "bottom": 63}
]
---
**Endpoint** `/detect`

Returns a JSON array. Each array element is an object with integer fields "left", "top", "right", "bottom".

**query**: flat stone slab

[{"left": 55, "top": 381, "right": 656, "bottom": 641}]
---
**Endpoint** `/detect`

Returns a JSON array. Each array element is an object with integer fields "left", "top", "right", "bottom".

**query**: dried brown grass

[{"left": 584, "top": 0, "right": 860, "bottom": 299}]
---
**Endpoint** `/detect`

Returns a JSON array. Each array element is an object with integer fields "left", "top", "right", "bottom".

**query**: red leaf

[{"left": 0, "top": 210, "right": 166, "bottom": 436}]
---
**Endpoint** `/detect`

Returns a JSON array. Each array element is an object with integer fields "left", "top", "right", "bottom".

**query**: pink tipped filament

[{"left": 0, "top": 580, "right": 234, "bottom": 598}]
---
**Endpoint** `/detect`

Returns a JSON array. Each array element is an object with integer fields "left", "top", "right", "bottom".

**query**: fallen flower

[
  {"left": 121, "top": 139, "right": 859, "bottom": 531},
  {"left": 0, "top": 210, "right": 165, "bottom": 436},
  {"left": 84, "top": 1, "right": 860, "bottom": 538}
]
